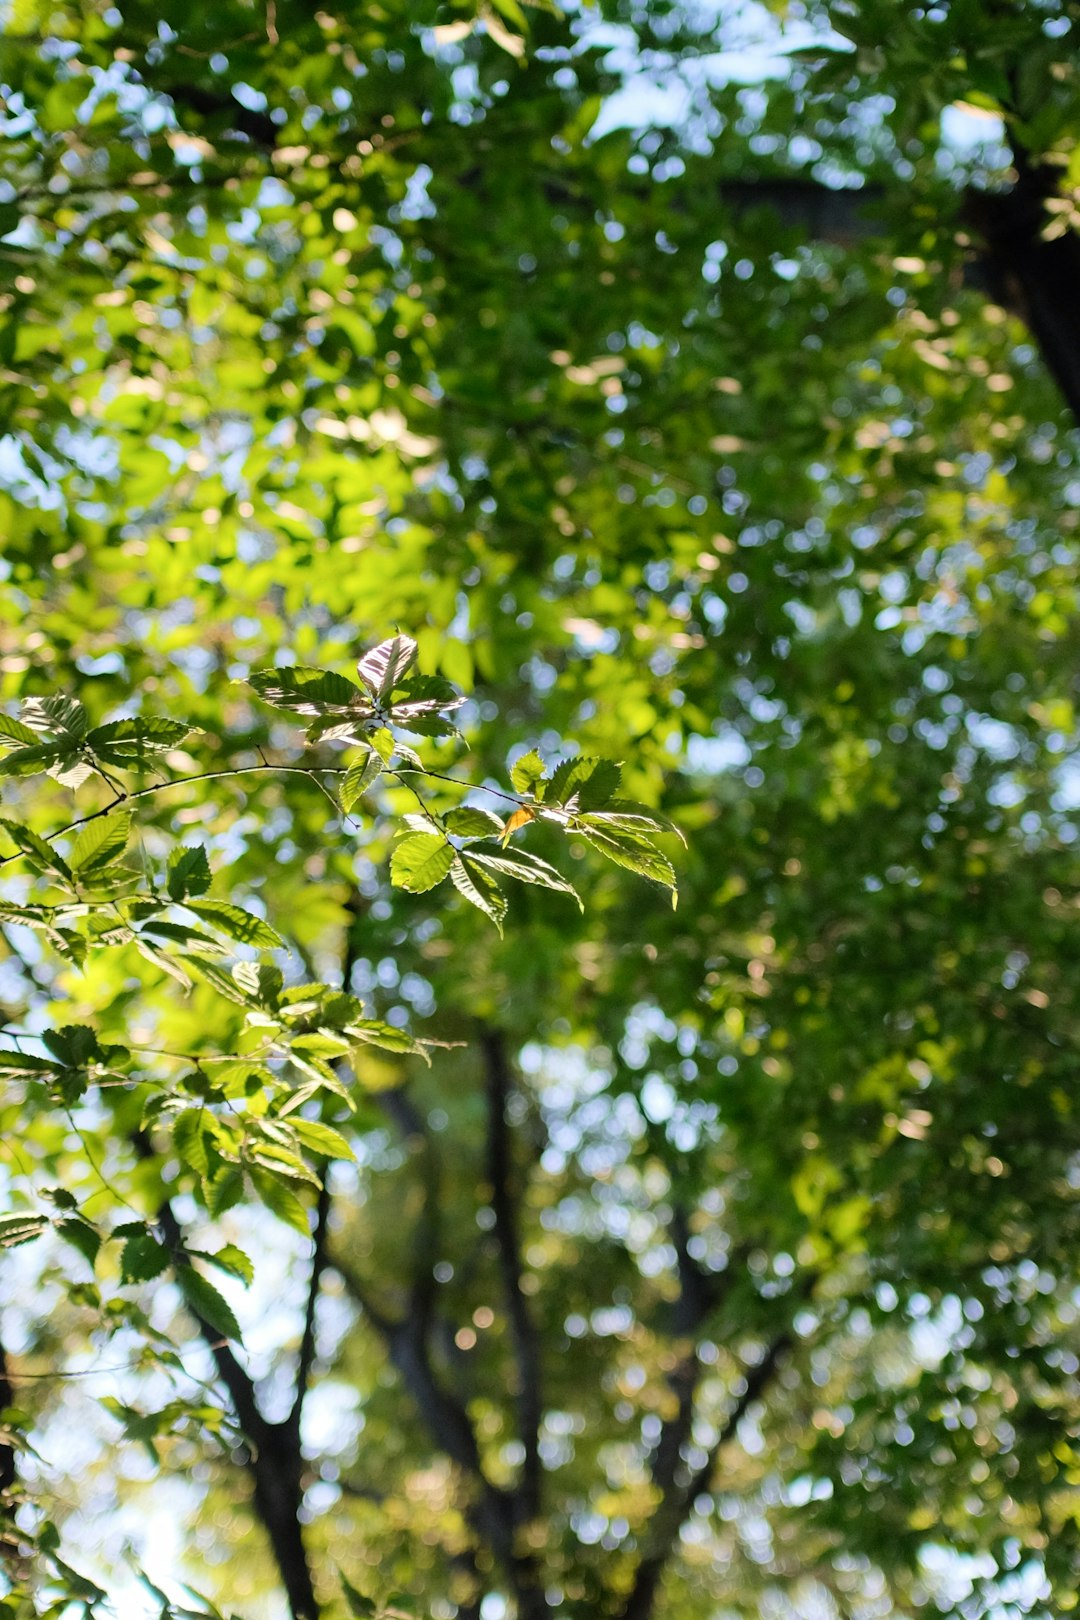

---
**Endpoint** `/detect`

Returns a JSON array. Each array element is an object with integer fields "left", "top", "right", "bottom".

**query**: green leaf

[
  {"left": 576, "top": 759, "right": 622, "bottom": 809},
  {"left": 390, "top": 833, "right": 454, "bottom": 893},
  {"left": 186, "top": 900, "right": 284, "bottom": 950},
  {"left": 509, "top": 749, "right": 547, "bottom": 795},
  {"left": 347, "top": 1019, "right": 429, "bottom": 1058},
  {"left": 249, "top": 666, "right": 365, "bottom": 714},
  {"left": 120, "top": 1232, "right": 170, "bottom": 1285},
  {"left": 139, "top": 919, "right": 227, "bottom": 953},
  {"left": 578, "top": 826, "right": 677, "bottom": 902},
  {"left": 470, "top": 847, "right": 583, "bottom": 908},
  {"left": 42, "top": 1025, "right": 110, "bottom": 1070},
  {"left": 0, "top": 1049, "right": 56, "bottom": 1077},
  {"left": 0, "top": 819, "right": 72, "bottom": 881},
  {"left": 182, "top": 956, "right": 253, "bottom": 1005},
  {"left": 177, "top": 1265, "right": 243, "bottom": 1343},
  {"left": 0, "top": 742, "right": 69, "bottom": 778},
  {"left": 340, "top": 749, "right": 382, "bottom": 813},
  {"left": 173, "top": 1109, "right": 214, "bottom": 1179},
  {"left": 444, "top": 806, "right": 504, "bottom": 839},
  {"left": 232, "top": 960, "right": 284, "bottom": 1006},
  {"left": 450, "top": 854, "right": 508, "bottom": 932},
  {"left": 205, "top": 1168, "right": 244, "bottom": 1220},
  {"left": 86, "top": 717, "right": 193, "bottom": 767},
  {"left": 250, "top": 1167, "right": 311, "bottom": 1236},
  {"left": 543, "top": 756, "right": 619, "bottom": 807},
  {"left": 56, "top": 1217, "right": 101, "bottom": 1270},
  {"left": 21, "top": 694, "right": 88, "bottom": 740},
  {"left": 167, "top": 844, "right": 213, "bottom": 901},
  {"left": 195, "top": 1243, "right": 254, "bottom": 1287},
  {"left": 290, "top": 1118, "right": 356, "bottom": 1161},
  {"left": 389, "top": 673, "right": 464, "bottom": 716},
  {"left": 355, "top": 634, "right": 418, "bottom": 701},
  {"left": 0, "top": 713, "right": 38, "bottom": 746},
  {"left": 69, "top": 812, "right": 132, "bottom": 875},
  {"left": 0, "top": 1213, "right": 48, "bottom": 1248}
]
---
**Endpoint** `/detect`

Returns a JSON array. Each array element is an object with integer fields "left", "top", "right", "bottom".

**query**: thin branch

[
  {"left": 479, "top": 1028, "right": 542, "bottom": 1522},
  {"left": 0, "top": 763, "right": 346, "bottom": 867}
]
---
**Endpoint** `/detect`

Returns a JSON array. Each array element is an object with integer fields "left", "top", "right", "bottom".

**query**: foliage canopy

[{"left": 2, "top": 2, "right": 1080, "bottom": 1619}]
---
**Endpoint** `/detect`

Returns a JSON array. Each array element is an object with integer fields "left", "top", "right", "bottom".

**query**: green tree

[{"left": 1, "top": 2, "right": 1080, "bottom": 1619}]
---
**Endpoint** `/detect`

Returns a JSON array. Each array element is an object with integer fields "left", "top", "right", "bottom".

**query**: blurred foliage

[{"left": 1, "top": 1, "right": 1080, "bottom": 1618}]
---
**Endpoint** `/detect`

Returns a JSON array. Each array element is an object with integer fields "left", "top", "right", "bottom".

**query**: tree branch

[
  {"left": 479, "top": 1028, "right": 543, "bottom": 1523},
  {"left": 289, "top": 1176, "right": 332, "bottom": 1437},
  {"left": 616, "top": 1334, "right": 791, "bottom": 1620},
  {"left": 155, "top": 1199, "right": 320, "bottom": 1620},
  {"left": 340, "top": 1080, "right": 549, "bottom": 1618}
]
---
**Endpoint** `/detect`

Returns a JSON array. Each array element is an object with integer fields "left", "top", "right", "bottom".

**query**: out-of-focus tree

[{"left": 2, "top": 2, "right": 1080, "bottom": 1618}]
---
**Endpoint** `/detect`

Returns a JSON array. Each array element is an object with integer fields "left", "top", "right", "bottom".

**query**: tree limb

[
  {"left": 155, "top": 1199, "right": 320, "bottom": 1620},
  {"left": 615, "top": 1334, "right": 791, "bottom": 1620},
  {"left": 289, "top": 1176, "right": 332, "bottom": 1437},
  {"left": 479, "top": 1027, "right": 543, "bottom": 1523}
]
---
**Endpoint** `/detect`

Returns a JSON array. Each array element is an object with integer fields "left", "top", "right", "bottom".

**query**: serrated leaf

[
  {"left": 233, "top": 959, "right": 283, "bottom": 1006},
  {"left": 139, "top": 919, "right": 227, "bottom": 953},
  {"left": 196, "top": 1243, "right": 254, "bottom": 1287},
  {"left": 340, "top": 750, "right": 382, "bottom": 813},
  {"left": 445, "top": 806, "right": 504, "bottom": 839},
  {"left": 390, "top": 833, "right": 454, "bottom": 893},
  {"left": 389, "top": 673, "right": 465, "bottom": 715},
  {"left": 367, "top": 726, "right": 396, "bottom": 762},
  {"left": 543, "top": 756, "right": 617, "bottom": 807},
  {"left": 576, "top": 759, "right": 622, "bottom": 809},
  {"left": 347, "top": 1019, "right": 428, "bottom": 1059},
  {"left": 470, "top": 848, "right": 583, "bottom": 908},
  {"left": 249, "top": 666, "right": 365, "bottom": 714},
  {"left": 395, "top": 711, "right": 460, "bottom": 739},
  {"left": 137, "top": 939, "right": 195, "bottom": 989},
  {"left": 0, "top": 819, "right": 72, "bottom": 880},
  {"left": 205, "top": 1168, "right": 244, "bottom": 1220},
  {"left": 250, "top": 1167, "right": 311, "bottom": 1235},
  {"left": 51, "top": 928, "right": 88, "bottom": 968},
  {"left": 186, "top": 901, "right": 283, "bottom": 950},
  {"left": 86, "top": 717, "right": 193, "bottom": 767},
  {"left": 248, "top": 1141, "right": 320, "bottom": 1184},
  {"left": 182, "top": 956, "right": 253, "bottom": 1004},
  {"left": 173, "top": 1109, "right": 214, "bottom": 1178},
  {"left": 69, "top": 812, "right": 132, "bottom": 875},
  {"left": 0, "top": 1213, "right": 48, "bottom": 1248},
  {"left": 0, "top": 741, "right": 68, "bottom": 778},
  {"left": 120, "top": 1232, "right": 170, "bottom": 1285},
  {"left": 177, "top": 1265, "right": 243, "bottom": 1343},
  {"left": 21, "top": 695, "right": 88, "bottom": 740},
  {"left": 509, "top": 749, "right": 547, "bottom": 794},
  {"left": 355, "top": 634, "right": 418, "bottom": 701},
  {"left": 48, "top": 754, "right": 96, "bottom": 789},
  {"left": 42, "top": 1024, "right": 110, "bottom": 1069},
  {"left": 605, "top": 800, "right": 688, "bottom": 846},
  {"left": 578, "top": 827, "right": 677, "bottom": 901},
  {"left": 450, "top": 854, "right": 507, "bottom": 932},
  {"left": 0, "top": 712, "right": 37, "bottom": 746},
  {"left": 290, "top": 1118, "right": 355, "bottom": 1161},
  {"left": 0, "top": 1049, "right": 55, "bottom": 1077}
]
